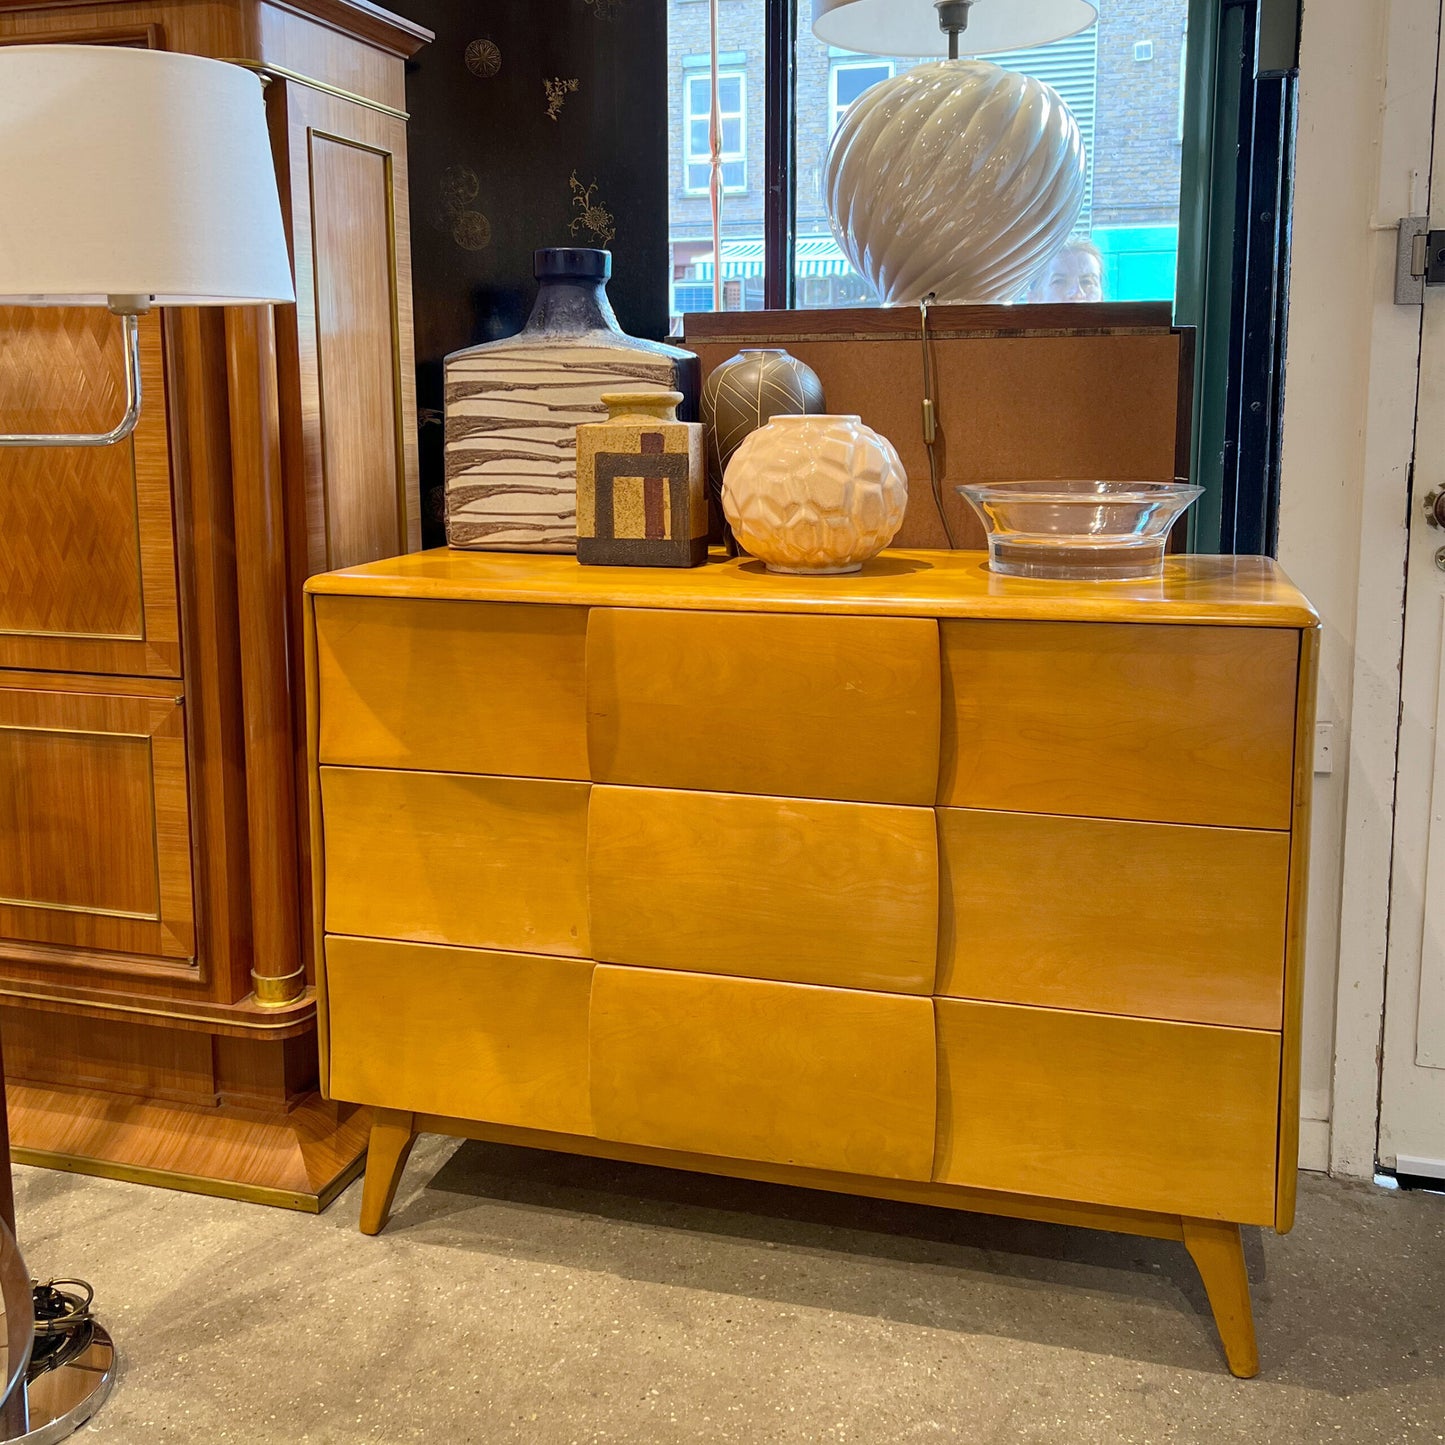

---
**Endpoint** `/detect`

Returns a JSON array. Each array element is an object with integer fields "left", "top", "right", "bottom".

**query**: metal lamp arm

[{"left": 0, "top": 301, "right": 145, "bottom": 448}]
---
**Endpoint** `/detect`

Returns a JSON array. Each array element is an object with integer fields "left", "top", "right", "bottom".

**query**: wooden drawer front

[
  {"left": 314, "top": 595, "right": 588, "bottom": 778},
  {"left": 938, "top": 810, "right": 1289, "bottom": 1028},
  {"left": 586, "top": 609, "right": 941, "bottom": 804},
  {"left": 324, "top": 936, "right": 593, "bottom": 1134},
  {"left": 935, "top": 1000, "right": 1280, "bottom": 1224},
  {"left": 939, "top": 621, "right": 1299, "bottom": 828},
  {"left": 590, "top": 966, "right": 936, "bottom": 1180},
  {"left": 321, "top": 767, "right": 590, "bottom": 956},
  {"left": 588, "top": 786, "right": 938, "bottom": 992},
  {"left": 0, "top": 684, "right": 194, "bottom": 959}
]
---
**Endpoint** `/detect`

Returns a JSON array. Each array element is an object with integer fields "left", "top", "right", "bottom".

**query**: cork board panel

[{"left": 685, "top": 309, "right": 1190, "bottom": 550}]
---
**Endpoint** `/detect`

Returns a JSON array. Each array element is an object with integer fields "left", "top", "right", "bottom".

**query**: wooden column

[{"left": 225, "top": 307, "right": 304, "bottom": 1007}]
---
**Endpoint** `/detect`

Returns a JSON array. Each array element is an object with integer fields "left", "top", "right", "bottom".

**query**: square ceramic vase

[{"left": 575, "top": 392, "right": 708, "bottom": 568}]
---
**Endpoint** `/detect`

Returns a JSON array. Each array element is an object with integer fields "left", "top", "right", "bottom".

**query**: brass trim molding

[
  {"left": 0, "top": 983, "right": 317, "bottom": 1034},
  {"left": 220, "top": 57, "right": 409, "bottom": 120},
  {"left": 11, "top": 1146, "right": 364, "bottom": 1213}
]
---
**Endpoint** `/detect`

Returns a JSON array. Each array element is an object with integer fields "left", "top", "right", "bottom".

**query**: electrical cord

[
  {"left": 28, "top": 1277, "right": 96, "bottom": 1380},
  {"left": 919, "top": 292, "right": 959, "bottom": 549}
]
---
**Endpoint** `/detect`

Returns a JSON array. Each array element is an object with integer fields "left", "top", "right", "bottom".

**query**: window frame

[
  {"left": 684, "top": 68, "right": 749, "bottom": 196},
  {"left": 828, "top": 58, "right": 893, "bottom": 134}
]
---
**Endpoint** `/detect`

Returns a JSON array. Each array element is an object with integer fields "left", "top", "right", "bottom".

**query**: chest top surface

[{"left": 304, "top": 548, "right": 1317, "bottom": 630}]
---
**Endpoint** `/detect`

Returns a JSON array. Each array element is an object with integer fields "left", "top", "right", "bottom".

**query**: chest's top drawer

[
  {"left": 940, "top": 620, "right": 1300, "bottom": 829},
  {"left": 313, "top": 594, "right": 588, "bottom": 778},
  {"left": 585, "top": 608, "right": 941, "bottom": 805}
]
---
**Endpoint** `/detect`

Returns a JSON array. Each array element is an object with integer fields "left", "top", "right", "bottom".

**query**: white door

[{"left": 1380, "top": 15, "right": 1445, "bottom": 1179}]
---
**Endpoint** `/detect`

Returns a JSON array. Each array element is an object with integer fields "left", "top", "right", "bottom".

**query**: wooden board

[
  {"left": 586, "top": 608, "right": 941, "bottom": 804},
  {"left": 320, "top": 767, "right": 590, "bottom": 956},
  {"left": 939, "top": 620, "right": 1300, "bottom": 828},
  {"left": 306, "top": 547, "right": 1319, "bottom": 630},
  {"left": 683, "top": 305, "right": 1191, "bottom": 551},
  {"left": 937, "top": 809, "right": 1290, "bottom": 1028},
  {"left": 313, "top": 594, "right": 589, "bottom": 777},
  {"left": 588, "top": 786, "right": 937, "bottom": 993},
  {"left": 934, "top": 999, "right": 1281, "bottom": 1224},
  {"left": 324, "top": 935, "right": 593, "bottom": 1134},
  {"left": 590, "top": 965, "right": 936, "bottom": 1180}
]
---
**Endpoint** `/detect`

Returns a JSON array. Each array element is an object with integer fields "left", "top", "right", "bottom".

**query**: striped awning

[{"left": 692, "top": 236, "right": 853, "bottom": 282}]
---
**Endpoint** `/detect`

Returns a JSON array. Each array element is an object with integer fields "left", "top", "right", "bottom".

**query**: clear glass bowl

[{"left": 958, "top": 480, "right": 1204, "bottom": 581}]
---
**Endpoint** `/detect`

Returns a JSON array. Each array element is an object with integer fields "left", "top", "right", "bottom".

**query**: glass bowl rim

[{"left": 957, "top": 479, "right": 1205, "bottom": 504}]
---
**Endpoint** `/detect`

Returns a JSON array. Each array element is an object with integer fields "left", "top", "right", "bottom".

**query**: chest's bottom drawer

[
  {"left": 935, "top": 1000, "right": 1280, "bottom": 1224},
  {"left": 324, "top": 935, "right": 594, "bottom": 1135},
  {"left": 589, "top": 965, "right": 936, "bottom": 1180}
]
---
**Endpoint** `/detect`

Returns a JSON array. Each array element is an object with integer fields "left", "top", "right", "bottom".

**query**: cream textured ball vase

[
  {"left": 824, "top": 60, "right": 1087, "bottom": 305},
  {"left": 721, "top": 414, "right": 908, "bottom": 575}
]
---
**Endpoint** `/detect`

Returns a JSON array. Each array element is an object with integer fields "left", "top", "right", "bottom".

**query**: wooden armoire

[{"left": 0, "top": 0, "right": 430, "bottom": 1207}]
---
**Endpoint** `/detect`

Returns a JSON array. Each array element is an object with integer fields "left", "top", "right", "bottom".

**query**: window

[
  {"left": 830, "top": 60, "right": 893, "bottom": 133},
  {"left": 685, "top": 71, "right": 747, "bottom": 193}
]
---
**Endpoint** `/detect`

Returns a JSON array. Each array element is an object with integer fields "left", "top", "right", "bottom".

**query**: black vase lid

[{"left": 535, "top": 247, "right": 612, "bottom": 282}]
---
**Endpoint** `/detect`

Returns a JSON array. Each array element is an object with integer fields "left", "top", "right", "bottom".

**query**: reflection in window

[
  {"left": 830, "top": 59, "right": 893, "bottom": 132},
  {"left": 685, "top": 71, "right": 747, "bottom": 194}
]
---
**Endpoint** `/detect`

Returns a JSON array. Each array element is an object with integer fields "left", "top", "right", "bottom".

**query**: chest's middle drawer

[
  {"left": 320, "top": 766, "right": 591, "bottom": 956},
  {"left": 587, "top": 785, "right": 938, "bottom": 992}
]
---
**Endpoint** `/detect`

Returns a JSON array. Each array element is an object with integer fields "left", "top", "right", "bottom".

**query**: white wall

[{"left": 1276, "top": 0, "right": 1438, "bottom": 1176}]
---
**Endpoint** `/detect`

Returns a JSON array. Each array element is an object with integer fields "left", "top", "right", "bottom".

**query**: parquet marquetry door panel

[{"left": 0, "top": 306, "right": 181, "bottom": 676}]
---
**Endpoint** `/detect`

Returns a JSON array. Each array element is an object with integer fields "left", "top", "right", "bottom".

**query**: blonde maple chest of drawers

[{"left": 304, "top": 548, "right": 1318, "bottom": 1378}]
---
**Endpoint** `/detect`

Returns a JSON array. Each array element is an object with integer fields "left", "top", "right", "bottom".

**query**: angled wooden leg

[
  {"left": 359, "top": 1108, "right": 416, "bottom": 1236},
  {"left": 1182, "top": 1217, "right": 1260, "bottom": 1378}
]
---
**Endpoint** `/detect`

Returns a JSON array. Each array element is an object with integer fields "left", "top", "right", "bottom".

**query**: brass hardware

[
  {"left": 220, "top": 58, "right": 409, "bottom": 120},
  {"left": 251, "top": 964, "right": 308, "bottom": 1007},
  {"left": 1423, "top": 488, "right": 1445, "bottom": 529}
]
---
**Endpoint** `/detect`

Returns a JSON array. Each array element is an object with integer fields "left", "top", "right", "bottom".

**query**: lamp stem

[
  {"left": 0, "top": 302, "right": 146, "bottom": 448},
  {"left": 935, "top": 0, "right": 973, "bottom": 59}
]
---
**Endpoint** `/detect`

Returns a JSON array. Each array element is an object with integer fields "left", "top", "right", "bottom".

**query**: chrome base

[{"left": 1, "top": 1323, "right": 115, "bottom": 1445}]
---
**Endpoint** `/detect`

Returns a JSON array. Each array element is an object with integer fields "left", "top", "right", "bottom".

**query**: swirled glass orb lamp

[{"left": 815, "top": 0, "right": 1096, "bottom": 305}]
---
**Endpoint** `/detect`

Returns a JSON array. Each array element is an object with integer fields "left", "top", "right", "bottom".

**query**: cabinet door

[
  {"left": 0, "top": 681, "right": 195, "bottom": 960},
  {"left": 271, "top": 80, "right": 421, "bottom": 575},
  {"left": 0, "top": 307, "right": 180, "bottom": 677}
]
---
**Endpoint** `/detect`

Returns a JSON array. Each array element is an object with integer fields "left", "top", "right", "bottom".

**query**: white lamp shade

[
  {"left": 0, "top": 44, "right": 294, "bottom": 306},
  {"left": 813, "top": 0, "right": 1097, "bottom": 57}
]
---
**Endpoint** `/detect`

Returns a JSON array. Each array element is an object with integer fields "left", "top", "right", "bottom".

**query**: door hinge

[{"left": 1395, "top": 216, "right": 1445, "bottom": 303}]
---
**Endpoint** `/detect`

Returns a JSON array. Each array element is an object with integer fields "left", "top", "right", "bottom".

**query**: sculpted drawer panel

[
  {"left": 938, "top": 810, "right": 1289, "bottom": 1028},
  {"left": 586, "top": 608, "right": 941, "bottom": 804},
  {"left": 321, "top": 767, "right": 590, "bottom": 956},
  {"left": 325, "top": 936, "right": 593, "bottom": 1134},
  {"left": 934, "top": 1000, "right": 1280, "bottom": 1224},
  {"left": 939, "top": 621, "right": 1298, "bottom": 828},
  {"left": 588, "top": 786, "right": 937, "bottom": 992},
  {"left": 590, "top": 966, "right": 936, "bottom": 1179},
  {"left": 314, "top": 595, "right": 588, "bottom": 777}
]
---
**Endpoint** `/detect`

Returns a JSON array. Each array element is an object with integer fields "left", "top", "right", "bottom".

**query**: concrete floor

[{"left": 11, "top": 1138, "right": 1443, "bottom": 1444}]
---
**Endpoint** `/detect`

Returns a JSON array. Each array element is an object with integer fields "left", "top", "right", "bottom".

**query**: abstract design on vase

[
  {"left": 583, "top": 0, "right": 624, "bottom": 17},
  {"left": 445, "top": 348, "right": 680, "bottom": 550},
  {"left": 576, "top": 392, "right": 708, "bottom": 568},
  {"left": 569, "top": 172, "right": 616, "bottom": 247},
  {"left": 722, "top": 414, "right": 908, "bottom": 575},
  {"left": 464, "top": 38, "right": 502, "bottom": 78},
  {"left": 701, "top": 348, "right": 826, "bottom": 502},
  {"left": 545, "top": 77, "right": 580, "bottom": 121}
]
